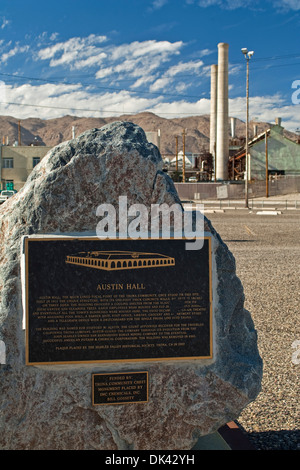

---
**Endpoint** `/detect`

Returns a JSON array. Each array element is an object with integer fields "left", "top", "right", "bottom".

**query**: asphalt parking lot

[{"left": 206, "top": 209, "right": 300, "bottom": 450}]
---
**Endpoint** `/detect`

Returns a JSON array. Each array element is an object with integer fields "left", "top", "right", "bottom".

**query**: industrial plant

[{"left": 0, "top": 41, "right": 300, "bottom": 198}]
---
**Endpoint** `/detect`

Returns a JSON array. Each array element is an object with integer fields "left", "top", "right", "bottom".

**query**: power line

[
  {"left": 0, "top": 50, "right": 299, "bottom": 118},
  {"left": 0, "top": 62, "right": 294, "bottom": 96},
  {"left": 0, "top": 72, "right": 202, "bottom": 99},
  {"left": 0, "top": 101, "right": 132, "bottom": 114},
  {"left": 249, "top": 52, "right": 300, "bottom": 62},
  {"left": 0, "top": 99, "right": 277, "bottom": 118},
  {"left": 0, "top": 100, "right": 213, "bottom": 116},
  {"left": 1, "top": 50, "right": 299, "bottom": 98}
]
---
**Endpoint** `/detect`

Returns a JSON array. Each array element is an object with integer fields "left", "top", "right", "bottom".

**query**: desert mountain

[{"left": 0, "top": 112, "right": 297, "bottom": 156}]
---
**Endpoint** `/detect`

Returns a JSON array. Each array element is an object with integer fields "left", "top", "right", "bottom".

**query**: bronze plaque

[
  {"left": 92, "top": 371, "right": 148, "bottom": 405},
  {"left": 24, "top": 236, "right": 213, "bottom": 365}
]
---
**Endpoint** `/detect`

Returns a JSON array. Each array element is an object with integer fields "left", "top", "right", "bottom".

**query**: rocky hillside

[{"left": 0, "top": 112, "right": 297, "bottom": 156}]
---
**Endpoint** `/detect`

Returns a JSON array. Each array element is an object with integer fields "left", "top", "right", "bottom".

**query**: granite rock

[{"left": 0, "top": 121, "right": 262, "bottom": 450}]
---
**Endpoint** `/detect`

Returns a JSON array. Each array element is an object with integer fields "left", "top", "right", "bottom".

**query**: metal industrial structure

[
  {"left": 209, "top": 42, "right": 300, "bottom": 188},
  {"left": 1, "top": 43, "right": 299, "bottom": 195}
]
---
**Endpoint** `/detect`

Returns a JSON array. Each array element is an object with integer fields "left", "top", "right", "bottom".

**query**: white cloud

[
  {"left": 198, "top": 48, "right": 214, "bottom": 58},
  {"left": 273, "top": 0, "right": 300, "bottom": 11},
  {"left": 150, "top": 77, "right": 171, "bottom": 92},
  {"left": 95, "top": 67, "right": 114, "bottom": 79},
  {"left": 1, "top": 44, "right": 30, "bottom": 63},
  {"left": 197, "top": 0, "right": 221, "bottom": 6},
  {"left": 0, "top": 33, "right": 298, "bottom": 133},
  {"left": 196, "top": 0, "right": 300, "bottom": 10},
  {"left": 37, "top": 34, "right": 108, "bottom": 69},
  {"left": 131, "top": 75, "right": 156, "bottom": 89},
  {"left": 109, "top": 40, "right": 183, "bottom": 62},
  {"left": 50, "top": 32, "right": 59, "bottom": 41},
  {"left": 165, "top": 60, "right": 204, "bottom": 77},
  {"left": 35, "top": 35, "right": 206, "bottom": 102},
  {"left": 1, "top": 80, "right": 298, "bottom": 132},
  {"left": 149, "top": 59, "right": 204, "bottom": 92},
  {"left": 175, "top": 82, "right": 190, "bottom": 93},
  {"left": 229, "top": 94, "right": 300, "bottom": 131},
  {"left": 1, "top": 17, "right": 10, "bottom": 29},
  {"left": 0, "top": 82, "right": 160, "bottom": 120},
  {"left": 38, "top": 37, "right": 184, "bottom": 94},
  {"left": 72, "top": 52, "right": 107, "bottom": 70},
  {"left": 150, "top": 98, "right": 211, "bottom": 116},
  {"left": 197, "top": 0, "right": 250, "bottom": 8},
  {"left": 150, "top": 0, "right": 169, "bottom": 10}
]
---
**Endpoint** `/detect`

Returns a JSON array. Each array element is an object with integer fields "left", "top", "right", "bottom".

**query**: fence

[
  {"left": 185, "top": 199, "right": 300, "bottom": 210},
  {"left": 174, "top": 176, "right": 300, "bottom": 201}
]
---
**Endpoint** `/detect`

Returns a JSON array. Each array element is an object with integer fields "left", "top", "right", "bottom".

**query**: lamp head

[{"left": 241, "top": 48, "right": 248, "bottom": 55}]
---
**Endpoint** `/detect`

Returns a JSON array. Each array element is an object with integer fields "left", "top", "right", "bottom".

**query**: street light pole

[
  {"left": 241, "top": 48, "right": 254, "bottom": 208},
  {"left": 245, "top": 57, "right": 249, "bottom": 208}
]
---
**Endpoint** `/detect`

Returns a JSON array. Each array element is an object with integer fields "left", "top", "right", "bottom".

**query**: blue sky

[{"left": 0, "top": 0, "right": 299, "bottom": 131}]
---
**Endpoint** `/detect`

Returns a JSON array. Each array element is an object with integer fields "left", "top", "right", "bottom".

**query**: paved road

[{"left": 206, "top": 210, "right": 300, "bottom": 450}]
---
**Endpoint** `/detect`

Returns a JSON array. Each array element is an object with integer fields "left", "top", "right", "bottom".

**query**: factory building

[
  {"left": 209, "top": 42, "right": 300, "bottom": 183},
  {"left": 229, "top": 119, "right": 300, "bottom": 181}
]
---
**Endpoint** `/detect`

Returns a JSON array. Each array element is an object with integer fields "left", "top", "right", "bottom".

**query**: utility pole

[
  {"left": 182, "top": 129, "right": 186, "bottom": 183},
  {"left": 18, "top": 120, "right": 21, "bottom": 146},
  {"left": 245, "top": 57, "right": 249, "bottom": 207},
  {"left": 265, "top": 131, "right": 269, "bottom": 198},
  {"left": 175, "top": 136, "right": 178, "bottom": 172}
]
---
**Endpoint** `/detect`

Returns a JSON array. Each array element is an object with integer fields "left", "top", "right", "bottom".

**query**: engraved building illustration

[{"left": 66, "top": 251, "right": 175, "bottom": 271}]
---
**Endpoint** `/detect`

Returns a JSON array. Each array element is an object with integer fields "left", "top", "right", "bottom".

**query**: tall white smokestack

[
  {"left": 216, "top": 42, "right": 229, "bottom": 180},
  {"left": 210, "top": 64, "right": 218, "bottom": 165}
]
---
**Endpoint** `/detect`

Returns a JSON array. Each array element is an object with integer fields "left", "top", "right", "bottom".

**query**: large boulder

[{"left": 0, "top": 121, "right": 262, "bottom": 450}]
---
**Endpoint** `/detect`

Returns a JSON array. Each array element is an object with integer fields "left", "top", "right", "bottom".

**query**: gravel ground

[{"left": 207, "top": 208, "right": 300, "bottom": 450}]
